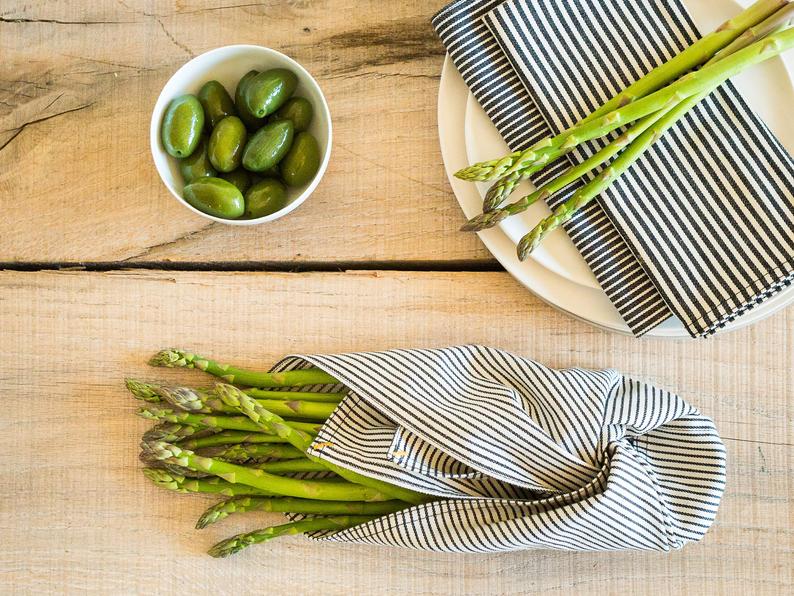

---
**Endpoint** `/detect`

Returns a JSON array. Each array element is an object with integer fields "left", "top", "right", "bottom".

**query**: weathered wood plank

[
  {"left": 0, "top": 0, "right": 490, "bottom": 264},
  {"left": 0, "top": 269, "right": 791, "bottom": 594}
]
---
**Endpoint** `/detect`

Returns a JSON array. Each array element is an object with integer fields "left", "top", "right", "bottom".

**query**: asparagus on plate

[{"left": 455, "top": 0, "right": 793, "bottom": 259}]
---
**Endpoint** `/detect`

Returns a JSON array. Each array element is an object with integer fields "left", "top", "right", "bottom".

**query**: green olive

[
  {"left": 243, "top": 69, "right": 298, "bottom": 119},
  {"left": 220, "top": 169, "right": 252, "bottom": 194},
  {"left": 183, "top": 177, "right": 245, "bottom": 219},
  {"left": 241, "top": 120, "right": 294, "bottom": 172},
  {"left": 235, "top": 70, "right": 266, "bottom": 130},
  {"left": 279, "top": 131, "right": 321, "bottom": 187},
  {"left": 178, "top": 137, "right": 216, "bottom": 183},
  {"left": 161, "top": 94, "right": 204, "bottom": 158},
  {"left": 197, "top": 80, "right": 236, "bottom": 131},
  {"left": 245, "top": 178, "right": 288, "bottom": 218},
  {"left": 274, "top": 97, "right": 313, "bottom": 132},
  {"left": 208, "top": 116, "right": 247, "bottom": 173}
]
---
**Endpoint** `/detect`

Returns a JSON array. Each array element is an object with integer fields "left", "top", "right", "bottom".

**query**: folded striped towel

[
  {"left": 274, "top": 345, "right": 726, "bottom": 552},
  {"left": 434, "top": 0, "right": 794, "bottom": 337}
]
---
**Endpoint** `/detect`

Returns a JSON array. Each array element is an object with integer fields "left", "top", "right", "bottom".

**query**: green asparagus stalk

[
  {"left": 207, "top": 516, "right": 375, "bottom": 557},
  {"left": 162, "top": 463, "right": 212, "bottom": 479},
  {"left": 140, "top": 449, "right": 210, "bottom": 478},
  {"left": 492, "top": 27, "right": 794, "bottom": 204},
  {"left": 125, "top": 379, "right": 162, "bottom": 402},
  {"left": 179, "top": 431, "right": 288, "bottom": 449},
  {"left": 215, "top": 384, "right": 429, "bottom": 505},
  {"left": 126, "top": 378, "right": 345, "bottom": 404},
  {"left": 516, "top": 18, "right": 794, "bottom": 258},
  {"left": 197, "top": 496, "right": 406, "bottom": 529},
  {"left": 142, "top": 468, "right": 277, "bottom": 497},
  {"left": 136, "top": 406, "right": 322, "bottom": 435},
  {"left": 457, "top": 0, "right": 790, "bottom": 209},
  {"left": 517, "top": 92, "right": 710, "bottom": 258},
  {"left": 141, "top": 422, "right": 215, "bottom": 443},
  {"left": 196, "top": 443, "right": 305, "bottom": 462},
  {"left": 142, "top": 440, "right": 395, "bottom": 502},
  {"left": 156, "top": 385, "right": 337, "bottom": 421},
  {"left": 251, "top": 459, "right": 329, "bottom": 474},
  {"left": 454, "top": 0, "right": 786, "bottom": 185},
  {"left": 149, "top": 349, "right": 338, "bottom": 387},
  {"left": 245, "top": 388, "right": 345, "bottom": 403},
  {"left": 461, "top": 109, "right": 672, "bottom": 231},
  {"left": 465, "top": 4, "right": 794, "bottom": 232},
  {"left": 714, "top": 2, "right": 794, "bottom": 59}
]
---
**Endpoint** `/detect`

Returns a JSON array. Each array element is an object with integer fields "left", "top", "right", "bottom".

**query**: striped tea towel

[
  {"left": 433, "top": 0, "right": 794, "bottom": 338},
  {"left": 272, "top": 345, "right": 726, "bottom": 552}
]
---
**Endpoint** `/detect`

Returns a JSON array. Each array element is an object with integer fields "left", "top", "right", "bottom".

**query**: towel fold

[
  {"left": 271, "top": 345, "right": 726, "bottom": 553},
  {"left": 434, "top": 0, "right": 794, "bottom": 337}
]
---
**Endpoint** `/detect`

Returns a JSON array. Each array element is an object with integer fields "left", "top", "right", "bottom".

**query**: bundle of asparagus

[
  {"left": 457, "top": 0, "right": 794, "bottom": 260},
  {"left": 130, "top": 349, "right": 426, "bottom": 558}
]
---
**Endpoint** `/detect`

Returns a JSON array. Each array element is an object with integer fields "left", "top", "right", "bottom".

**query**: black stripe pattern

[
  {"left": 434, "top": 0, "right": 794, "bottom": 337},
  {"left": 274, "top": 345, "right": 726, "bottom": 552}
]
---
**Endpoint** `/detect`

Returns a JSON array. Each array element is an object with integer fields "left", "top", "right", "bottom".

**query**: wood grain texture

[
  {"left": 0, "top": 0, "right": 490, "bottom": 264},
  {"left": 0, "top": 269, "right": 791, "bottom": 595}
]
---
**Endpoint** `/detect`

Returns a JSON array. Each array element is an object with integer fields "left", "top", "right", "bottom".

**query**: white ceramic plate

[{"left": 439, "top": 0, "right": 794, "bottom": 337}]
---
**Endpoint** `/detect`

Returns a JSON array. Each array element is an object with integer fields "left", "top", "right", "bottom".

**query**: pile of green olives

[{"left": 161, "top": 69, "right": 322, "bottom": 220}]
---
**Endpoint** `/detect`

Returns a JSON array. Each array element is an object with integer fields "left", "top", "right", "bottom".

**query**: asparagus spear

[
  {"left": 196, "top": 443, "right": 305, "bottom": 462},
  {"left": 149, "top": 349, "right": 338, "bottom": 387},
  {"left": 250, "top": 459, "right": 329, "bottom": 474},
  {"left": 159, "top": 463, "right": 212, "bottom": 479},
  {"left": 142, "top": 440, "right": 395, "bottom": 502},
  {"left": 125, "top": 379, "right": 162, "bottom": 402},
  {"left": 457, "top": 2, "right": 787, "bottom": 187},
  {"left": 456, "top": 0, "right": 790, "bottom": 208},
  {"left": 454, "top": 0, "right": 787, "bottom": 185},
  {"left": 136, "top": 406, "right": 322, "bottom": 435},
  {"left": 126, "top": 378, "right": 345, "bottom": 404},
  {"left": 485, "top": 26, "right": 794, "bottom": 205},
  {"left": 215, "top": 384, "right": 429, "bottom": 505},
  {"left": 714, "top": 2, "right": 794, "bottom": 59},
  {"left": 196, "top": 496, "right": 407, "bottom": 529},
  {"left": 156, "top": 385, "right": 337, "bottom": 421},
  {"left": 465, "top": 4, "right": 794, "bottom": 232},
  {"left": 246, "top": 388, "right": 345, "bottom": 403},
  {"left": 140, "top": 448, "right": 211, "bottom": 478},
  {"left": 142, "top": 468, "right": 277, "bottom": 497},
  {"left": 179, "top": 431, "right": 288, "bottom": 449},
  {"left": 462, "top": 109, "right": 671, "bottom": 231},
  {"left": 207, "top": 516, "right": 375, "bottom": 557},
  {"left": 517, "top": 92, "right": 710, "bottom": 258},
  {"left": 142, "top": 422, "right": 215, "bottom": 443},
  {"left": 516, "top": 16, "right": 794, "bottom": 258}
]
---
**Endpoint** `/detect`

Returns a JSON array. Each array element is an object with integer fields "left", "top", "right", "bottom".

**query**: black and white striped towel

[
  {"left": 433, "top": 0, "right": 794, "bottom": 338},
  {"left": 273, "top": 345, "right": 726, "bottom": 552}
]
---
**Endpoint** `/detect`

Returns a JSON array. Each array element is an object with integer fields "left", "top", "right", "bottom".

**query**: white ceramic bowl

[{"left": 150, "top": 45, "right": 332, "bottom": 225}]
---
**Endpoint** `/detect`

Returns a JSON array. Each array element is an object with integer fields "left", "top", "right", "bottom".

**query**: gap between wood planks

[{"left": 0, "top": 260, "right": 505, "bottom": 273}]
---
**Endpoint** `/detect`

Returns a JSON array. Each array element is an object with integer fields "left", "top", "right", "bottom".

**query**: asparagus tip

[
  {"left": 141, "top": 422, "right": 200, "bottom": 443},
  {"left": 157, "top": 385, "right": 206, "bottom": 412},
  {"left": 141, "top": 467, "right": 182, "bottom": 489},
  {"left": 140, "top": 439, "right": 184, "bottom": 463},
  {"left": 195, "top": 504, "right": 225, "bottom": 529},
  {"left": 207, "top": 535, "right": 245, "bottom": 558},
  {"left": 148, "top": 348, "right": 192, "bottom": 368},
  {"left": 136, "top": 405, "right": 174, "bottom": 421},
  {"left": 516, "top": 232, "right": 538, "bottom": 262},
  {"left": 460, "top": 209, "right": 508, "bottom": 232},
  {"left": 124, "top": 378, "right": 162, "bottom": 402},
  {"left": 214, "top": 382, "right": 242, "bottom": 404}
]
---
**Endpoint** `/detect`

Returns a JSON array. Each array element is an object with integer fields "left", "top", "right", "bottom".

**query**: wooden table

[{"left": 1, "top": 2, "right": 791, "bottom": 594}]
